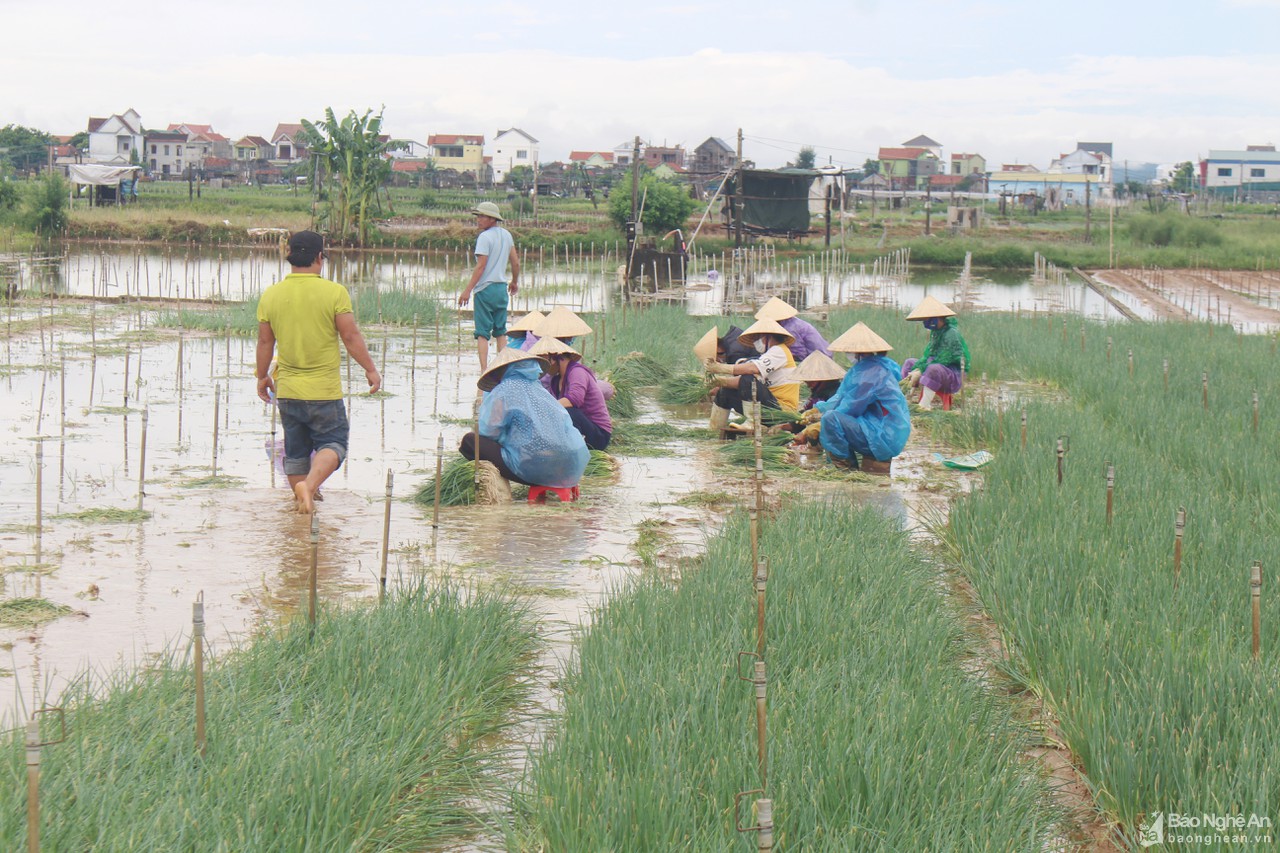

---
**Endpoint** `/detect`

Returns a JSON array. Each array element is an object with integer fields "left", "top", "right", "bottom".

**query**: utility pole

[
  {"left": 735, "top": 128, "right": 744, "bottom": 248},
  {"left": 1084, "top": 177, "right": 1092, "bottom": 243}
]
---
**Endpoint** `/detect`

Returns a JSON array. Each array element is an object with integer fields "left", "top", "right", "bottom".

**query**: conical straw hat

[
  {"left": 529, "top": 335, "right": 582, "bottom": 362},
  {"left": 506, "top": 310, "right": 546, "bottom": 334},
  {"left": 792, "top": 350, "right": 847, "bottom": 382},
  {"left": 693, "top": 325, "right": 719, "bottom": 361},
  {"left": 477, "top": 346, "right": 549, "bottom": 391},
  {"left": 737, "top": 318, "right": 796, "bottom": 346},
  {"left": 905, "top": 295, "right": 957, "bottom": 321},
  {"left": 829, "top": 322, "right": 893, "bottom": 354},
  {"left": 534, "top": 306, "right": 594, "bottom": 338},
  {"left": 754, "top": 296, "right": 798, "bottom": 322}
]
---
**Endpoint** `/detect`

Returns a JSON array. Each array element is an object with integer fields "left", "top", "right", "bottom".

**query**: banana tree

[{"left": 302, "top": 107, "right": 403, "bottom": 246}]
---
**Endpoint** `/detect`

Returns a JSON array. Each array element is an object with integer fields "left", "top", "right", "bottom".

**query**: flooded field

[
  {"left": 8, "top": 244, "right": 1154, "bottom": 321},
  {"left": 5, "top": 242, "right": 1276, "bottom": 726},
  {"left": 0, "top": 293, "right": 978, "bottom": 729}
]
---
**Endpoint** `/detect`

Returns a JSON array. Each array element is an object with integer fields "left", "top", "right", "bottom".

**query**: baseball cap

[{"left": 287, "top": 230, "right": 325, "bottom": 265}]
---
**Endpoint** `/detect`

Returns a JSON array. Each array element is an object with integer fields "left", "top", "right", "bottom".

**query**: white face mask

[{"left": 753, "top": 339, "right": 767, "bottom": 354}]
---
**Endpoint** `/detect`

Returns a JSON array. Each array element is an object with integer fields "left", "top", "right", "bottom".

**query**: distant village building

[
  {"left": 270, "top": 124, "right": 309, "bottom": 163},
  {"left": 643, "top": 144, "right": 685, "bottom": 170},
  {"left": 613, "top": 140, "right": 643, "bottom": 167},
  {"left": 234, "top": 136, "right": 273, "bottom": 163},
  {"left": 901, "top": 134, "right": 943, "bottom": 160},
  {"left": 145, "top": 129, "right": 189, "bottom": 177},
  {"left": 1048, "top": 142, "right": 1112, "bottom": 185},
  {"left": 492, "top": 128, "right": 538, "bottom": 183},
  {"left": 1201, "top": 146, "right": 1280, "bottom": 198},
  {"left": 569, "top": 151, "right": 614, "bottom": 170},
  {"left": 691, "top": 137, "right": 735, "bottom": 176},
  {"left": 950, "top": 152, "right": 986, "bottom": 177},
  {"left": 429, "top": 133, "right": 485, "bottom": 175},
  {"left": 877, "top": 146, "right": 940, "bottom": 190},
  {"left": 87, "top": 109, "right": 143, "bottom": 165}
]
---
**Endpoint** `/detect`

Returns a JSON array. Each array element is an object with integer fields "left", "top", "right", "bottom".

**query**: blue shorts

[
  {"left": 277, "top": 399, "right": 349, "bottom": 475},
  {"left": 473, "top": 284, "right": 509, "bottom": 340}
]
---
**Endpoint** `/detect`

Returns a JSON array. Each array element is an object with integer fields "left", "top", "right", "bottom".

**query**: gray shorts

[{"left": 277, "top": 398, "right": 349, "bottom": 475}]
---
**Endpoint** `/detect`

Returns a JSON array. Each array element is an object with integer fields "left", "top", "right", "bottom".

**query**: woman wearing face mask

[
  {"left": 901, "top": 296, "right": 970, "bottom": 410},
  {"left": 704, "top": 318, "right": 801, "bottom": 429}
]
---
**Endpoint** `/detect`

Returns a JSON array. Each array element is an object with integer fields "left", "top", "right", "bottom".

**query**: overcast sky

[{"left": 2, "top": 0, "right": 1277, "bottom": 169}]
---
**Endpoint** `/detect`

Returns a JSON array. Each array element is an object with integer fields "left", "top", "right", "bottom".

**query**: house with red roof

[
  {"left": 569, "top": 151, "right": 614, "bottom": 170},
  {"left": 270, "top": 124, "right": 309, "bottom": 163},
  {"left": 429, "top": 133, "right": 485, "bottom": 176},
  {"left": 878, "top": 146, "right": 940, "bottom": 190},
  {"left": 87, "top": 109, "right": 143, "bottom": 165},
  {"left": 168, "top": 123, "right": 233, "bottom": 163}
]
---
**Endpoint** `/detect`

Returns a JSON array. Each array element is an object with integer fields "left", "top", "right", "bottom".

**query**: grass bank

[{"left": 0, "top": 581, "right": 538, "bottom": 851}]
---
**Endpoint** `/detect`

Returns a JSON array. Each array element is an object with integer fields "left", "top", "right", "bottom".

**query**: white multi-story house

[
  {"left": 87, "top": 109, "right": 143, "bottom": 165},
  {"left": 1048, "top": 143, "right": 1112, "bottom": 185},
  {"left": 492, "top": 128, "right": 538, "bottom": 183},
  {"left": 145, "top": 129, "right": 189, "bottom": 177},
  {"left": 614, "top": 139, "right": 644, "bottom": 168},
  {"left": 1201, "top": 146, "right": 1280, "bottom": 197}
]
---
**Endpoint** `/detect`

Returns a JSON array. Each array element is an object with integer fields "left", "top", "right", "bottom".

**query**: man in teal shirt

[{"left": 457, "top": 201, "right": 520, "bottom": 371}]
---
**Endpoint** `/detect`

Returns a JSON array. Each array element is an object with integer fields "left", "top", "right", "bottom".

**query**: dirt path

[{"left": 1092, "top": 268, "right": 1280, "bottom": 330}]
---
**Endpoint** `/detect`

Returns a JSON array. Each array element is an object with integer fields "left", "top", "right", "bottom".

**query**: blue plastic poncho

[
  {"left": 816, "top": 354, "right": 911, "bottom": 462},
  {"left": 479, "top": 360, "right": 589, "bottom": 488}
]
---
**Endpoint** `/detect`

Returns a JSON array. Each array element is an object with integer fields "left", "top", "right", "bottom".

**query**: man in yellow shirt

[{"left": 255, "top": 231, "right": 381, "bottom": 513}]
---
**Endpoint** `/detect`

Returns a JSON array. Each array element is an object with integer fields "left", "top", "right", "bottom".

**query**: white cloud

[{"left": 3, "top": 46, "right": 1277, "bottom": 167}]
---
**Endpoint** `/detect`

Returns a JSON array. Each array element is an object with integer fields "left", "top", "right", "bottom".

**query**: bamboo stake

[
  {"left": 1253, "top": 391, "right": 1259, "bottom": 433},
  {"left": 1105, "top": 463, "right": 1114, "bottom": 526},
  {"left": 756, "top": 799, "right": 775, "bottom": 852},
  {"left": 1163, "top": 358, "right": 1169, "bottom": 391},
  {"left": 379, "top": 469, "right": 393, "bottom": 601},
  {"left": 1251, "top": 560, "right": 1262, "bottom": 660},
  {"left": 35, "top": 440, "right": 43, "bottom": 567},
  {"left": 308, "top": 513, "right": 319, "bottom": 637},
  {"left": 755, "top": 558, "right": 768, "bottom": 659},
  {"left": 1128, "top": 349, "right": 1134, "bottom": 378},
  {"left": 1202, "top": 371, "right": 1209, "bottom": 411},
  {"left": 1173, "top": 507, "right": 1186, "bottom": 590},
  {"left": 753, "top": 660, "right": 768, "bottom": 790},
  {"left": 211, "top": 384, "right": 220, "bottom": 477},
  {"left": 193, "top": 592, "right": 206, "bottom": 756},
  {"left": 1056, "top": 437, "right": 1064, "bottom": 486},
  {"left": 432, "top": 435, "right": 443, "bottom": 530},
  {"left": 1106, "top": 336, "right": 1112, "bottom": 362},
  {"left": 137, "top": 408, "right": 148, "bottom": 510},
  {"left": 1020, "top": 410, "right": 1027, "bottom": 450},
  {"left": 25, "top": 717, "right": 39, "bottom": 853}
]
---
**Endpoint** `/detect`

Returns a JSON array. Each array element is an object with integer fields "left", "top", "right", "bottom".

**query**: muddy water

[
  {"left": 15, "top": 246, "right": 1155, "bottom": 322},
  {"left": 1, "top": 303, "right": 954, "bottom": 731}
]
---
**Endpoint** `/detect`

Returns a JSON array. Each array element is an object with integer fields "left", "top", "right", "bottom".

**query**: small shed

[{"left": 68, "top": 164, "right": 142, "bottom": 206}]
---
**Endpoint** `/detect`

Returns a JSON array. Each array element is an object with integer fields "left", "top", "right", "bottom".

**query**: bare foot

[{"left": 293, "top": 481, "right": 314, "bottom": 514}]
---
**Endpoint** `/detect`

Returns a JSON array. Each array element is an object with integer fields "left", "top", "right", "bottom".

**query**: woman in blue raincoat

[
  {"left": 817, "top": 322, "right": 911, "bottom": 466},
  {"left": 459, "top": 348, "right": 589, "bottom": 488}
]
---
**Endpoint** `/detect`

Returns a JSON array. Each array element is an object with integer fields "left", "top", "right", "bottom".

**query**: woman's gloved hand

[
  {"left": 907, "top": 369, "right": 922, "bottom": 387},
  {"left": 704, "top": 359, "right": 735, "bottom": 375}
]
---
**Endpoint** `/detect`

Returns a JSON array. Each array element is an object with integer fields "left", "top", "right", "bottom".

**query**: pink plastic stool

[{"left": 527, "top": 485, "right": 580, "bottom": 504}]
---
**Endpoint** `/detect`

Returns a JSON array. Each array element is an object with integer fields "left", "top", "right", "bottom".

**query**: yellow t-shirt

[{"left": 256, "top": 273, "right": 353, "bottom": 400}]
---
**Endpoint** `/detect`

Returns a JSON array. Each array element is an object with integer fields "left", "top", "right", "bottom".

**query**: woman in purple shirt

[
  {"left": 529, "top": 337, "right": 613, "bottom": 450},
  {"left": 755, "top": 297, "right": 832, "bottom": 363}
]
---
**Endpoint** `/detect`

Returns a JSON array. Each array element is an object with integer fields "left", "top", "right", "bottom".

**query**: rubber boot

[
  {"left": 739, "top": 400, "right": 758, "bottom": 430},
  {"left": 918, "top": 387, "right": 938, "bottom": 411},
  {"left": 709, "top": 403, "right": 731, "bottom": 430}
]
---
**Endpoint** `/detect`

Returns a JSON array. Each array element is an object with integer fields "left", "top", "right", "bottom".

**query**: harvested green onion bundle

[
  {"left": 658, "top": 372, "right": 714, "bottom": 405},
  {"left": 584, "top": 449, "right": 620, "bottom": 479},
  {"left": 715, "top": 435, "right": 792, "bottom": 469},
  {"left": 608, "top": 351, "right": 672, "bottom": 388},
  {"left": 414, "top": 459, "right": 478, "bottom": 507}
]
